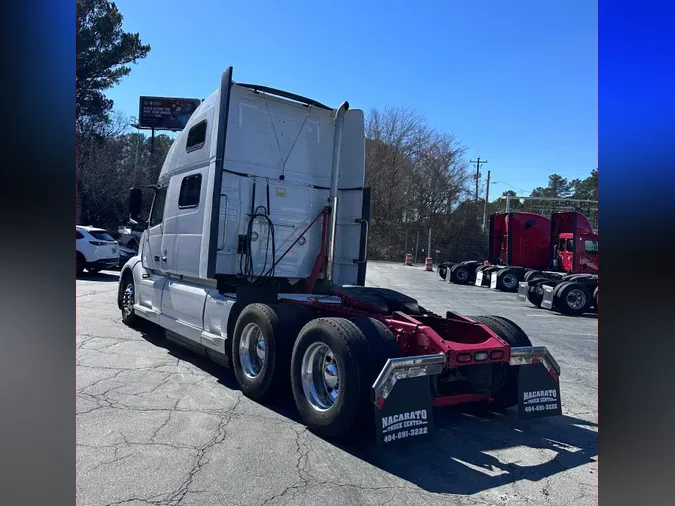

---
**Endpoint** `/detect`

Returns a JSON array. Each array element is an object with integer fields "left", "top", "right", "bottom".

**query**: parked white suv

[{"left": 76, "top": 226, "right": 120, "bottom": 275}]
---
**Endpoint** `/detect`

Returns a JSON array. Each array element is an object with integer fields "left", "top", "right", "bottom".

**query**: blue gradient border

[{"left": 599, "top": 1, "right": 675, "bottom": 505}]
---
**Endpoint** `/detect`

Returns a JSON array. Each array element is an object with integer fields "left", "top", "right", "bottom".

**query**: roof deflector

[{"left": 236, "top": 83, "right": 332, "bottom": 111}]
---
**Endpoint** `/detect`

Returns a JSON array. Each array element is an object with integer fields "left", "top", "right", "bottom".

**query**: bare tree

[{"left": 364, "top": 108, "right": 476, "bottom": 261}]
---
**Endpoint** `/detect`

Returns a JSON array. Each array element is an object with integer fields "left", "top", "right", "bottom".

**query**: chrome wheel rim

[
  {"left": 301, "top": 342, "right": 340, "bottom": 412},
  {"left": 566, "top": 289, "right": 587, "bottom": 310},
  {"left": 239, "top": 323, "right": 266, "bottom": 379},
  {"left": 122, "top": 283, "right": 134, "bottom": 316},
  {"left": 456, "top": 269, "right": 468, "bottom": 281},
  {"left": 503, "top": 273, "right": 518, "bottom": 289}
]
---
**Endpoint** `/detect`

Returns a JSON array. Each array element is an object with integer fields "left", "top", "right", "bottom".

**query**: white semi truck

[{"left": 117, "top": 67, "right": 562, "bottom": 439}]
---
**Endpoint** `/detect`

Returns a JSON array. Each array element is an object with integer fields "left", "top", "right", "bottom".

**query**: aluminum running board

[
  {"left": 509, "top": 346, "right": 561, "bottom": 377},
  {"left": 371, "top": 353, "right": 446, "bottom": 408}
]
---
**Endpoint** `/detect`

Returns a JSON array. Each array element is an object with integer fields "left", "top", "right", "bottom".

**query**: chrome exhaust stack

[{"left": 326, "top": 101, "right": 349, "bottom": 284}]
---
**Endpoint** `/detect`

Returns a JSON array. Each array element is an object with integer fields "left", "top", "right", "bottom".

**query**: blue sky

[{"left": 106, "top": 0, "right": 597, "bottom": 195}]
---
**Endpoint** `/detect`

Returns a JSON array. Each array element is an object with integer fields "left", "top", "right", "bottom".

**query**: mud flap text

[
  {"left": 518, "top": 362, "right": 562, "bottom": 419},
  {"left": 375, "top": 376, "right": 434, "bottom": 447}
]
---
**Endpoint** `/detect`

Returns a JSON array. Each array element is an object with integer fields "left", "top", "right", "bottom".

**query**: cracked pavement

[{"left": 77, "top": 262, "right": 597, "bottom": 506}]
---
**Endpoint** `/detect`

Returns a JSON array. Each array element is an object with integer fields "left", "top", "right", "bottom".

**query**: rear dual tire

[
  {"left": 468, "top": 315, "right": 532, "bottom": 409},
  {"left": 495, "top": 269, "right": 519, "bottom": 292},
  {"left": 525, "top": 277, "right": 551, "bottom": 307},
  {"left": 554, "top": 282, "right": 593, "bottom": 316},
  {"left": 450, "top": 261, "right": 479, "bottom": 284},
  {"left": 290, "top": 317, "right": 401, "bottom": 439},
  {"left": 232, "top": 303, "right": 311, "bottom": 401}
]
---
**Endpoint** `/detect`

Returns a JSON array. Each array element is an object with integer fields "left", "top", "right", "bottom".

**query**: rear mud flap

[
  {"left": 541, "top": 285, "right": 555, "bottom": 310},
  {"left": 517, "top": 281, "right": 528, "bottom": 300},
  {"left": 372, "top": 354, "right": 445, "bottom": 448},
  {"left": 475, "top": 271, "right": 484, "bottom": 287},
  {"left": 510, "top": 347, "right": 563, "bottom": 419},
  {"left": 490, "top": 272, "right": 498, "bottom": 290}
]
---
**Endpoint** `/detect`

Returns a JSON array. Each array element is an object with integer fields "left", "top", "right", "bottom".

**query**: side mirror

[{"left": 129, "top": 188, "right": 142, "bottom": 223}]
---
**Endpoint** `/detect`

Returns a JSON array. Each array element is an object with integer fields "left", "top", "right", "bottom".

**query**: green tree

[
  {"left": 495, "top": 190, "right": 523, "bottom": 211},
  {"left": 76, "top": 0, "right": 150, "bottom": 133},
  {"left": 571, "top": 168, "right": 598, "bottom": 200},
  {"left": 530, "top": 174, "right": 573, "bottom": 198}
]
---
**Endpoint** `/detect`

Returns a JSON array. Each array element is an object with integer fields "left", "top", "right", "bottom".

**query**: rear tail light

[
  {"left": 89, "top": 241, "right": 106, "bottom": 246},
  {"left": 456, "top": 353, "right": 472, "bottom": 363},
  {"left": 474, "top": 352, "right": 489, "bottom": 361},
  {"left": 490, "top": 350, "right": 505, "bottom": 360}
]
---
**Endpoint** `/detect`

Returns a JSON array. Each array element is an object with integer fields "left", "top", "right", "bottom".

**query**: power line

[{"left": 490, "top": 179, "right": 530, "bottom": 194}]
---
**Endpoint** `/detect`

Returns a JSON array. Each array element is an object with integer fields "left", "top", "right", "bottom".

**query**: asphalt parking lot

[{"left": 77, "top": 261, "right": 597, "bottom": 506}]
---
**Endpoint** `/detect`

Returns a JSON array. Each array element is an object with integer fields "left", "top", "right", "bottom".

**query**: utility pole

[
  {"left": 470, "top": 157, "right": 488, "bottom": 204},
  {"left": 482, "top": 170, "right": 491, "bottom": 232},
  {"left": 427, "top": 228, "right": 432, "bottom": 258},
  {"left": 414, "top": 230, "right": 420, "bottom": 264}
]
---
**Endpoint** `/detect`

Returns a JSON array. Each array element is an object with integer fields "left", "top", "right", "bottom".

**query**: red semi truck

[{"left": 439, "top": 211, "right": 598, "bottom": 312}]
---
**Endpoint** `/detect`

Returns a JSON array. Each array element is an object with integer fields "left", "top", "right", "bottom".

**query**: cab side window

[
  {"left": 584, "top": 240, "right": 598, "bottom": 254},
  {"left": 149, "top": 187, "right": 168, "bottom": 227},
  {"left": 178, "top": 174, "right": 202, "bottom": 209}
]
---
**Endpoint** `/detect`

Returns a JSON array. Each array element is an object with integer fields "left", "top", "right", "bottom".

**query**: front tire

[{"left": 121, "top": 274, "right": 139, "bottom": 327}]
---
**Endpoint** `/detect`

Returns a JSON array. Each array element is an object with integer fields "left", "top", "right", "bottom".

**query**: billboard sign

[{"left": 138, "top": 96, "right": 202, "bottom": 130}]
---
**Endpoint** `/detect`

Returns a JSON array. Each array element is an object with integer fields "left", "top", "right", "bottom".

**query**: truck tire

[
  {"left": 353, "top": 317, "right": 403, "bottom": 366},
  {"left": 450, "top": 264, "right": 470, "bottom": 284},
  {"left": 554, "top": 282, "right": 592, "bottom": 316},
  {"left": 469, "top": 315, "right": 532, "bottom": 409},
  {"left": 525, "top": 277, "right": 551, "bottom": 307},
  {"left": 496, "top": 269, "right": 519, "bottom": 292},
  {"left": 524, "top": 270, "right": 543, "bottom": 282},
  {"left": 120, "top": 271, "right": 139, "bottom": 327},
  {"left": 232, "top": 303, "right": 309, "bottom": 401},
  {"left": 290, "top": 317, "right": 390, "bottom": 439}
]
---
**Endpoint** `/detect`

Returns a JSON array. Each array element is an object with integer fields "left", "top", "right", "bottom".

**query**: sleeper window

[
  {"left": 186, "top": 120, "right": 207, "bottom": 152},
  {"left": 178, "top": 174, "right": 202, "bottom": 208}
]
